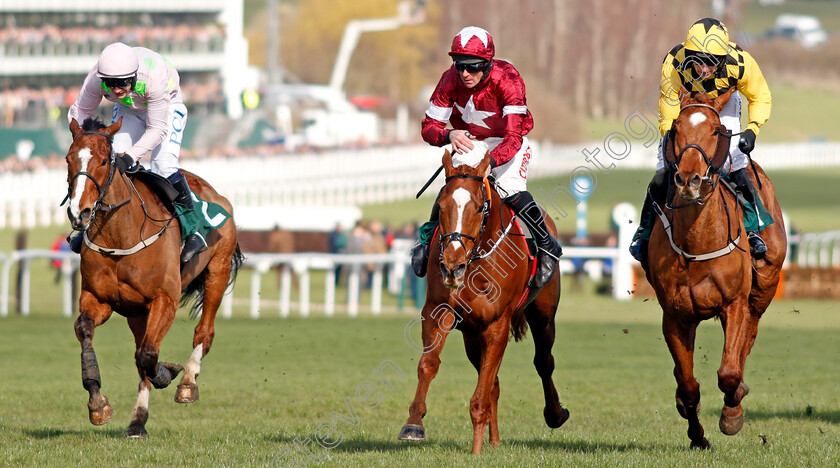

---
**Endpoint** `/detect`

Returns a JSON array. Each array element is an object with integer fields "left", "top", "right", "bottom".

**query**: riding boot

[
  {"left": 68, "top": 233, "right": 84, "bottom": 254},
  {"left": 629, "top": 168, "right": 670, "bottom": 262},
  {"left": 505, "top": 191, "right": 562, "bottom": 290},
  {"left": 168, "top": 172, "right": 207, "bottom": 264},
  {"left": 731, "top": 168, "right": 768, "bottom": 259},
  {"left": 410, "top": 202, "right": 440, "bottom": 278}
]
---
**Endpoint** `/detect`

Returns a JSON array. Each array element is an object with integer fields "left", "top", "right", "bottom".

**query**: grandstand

[{"left": 0, "top": 0, "right": 249, "bottom": 158}]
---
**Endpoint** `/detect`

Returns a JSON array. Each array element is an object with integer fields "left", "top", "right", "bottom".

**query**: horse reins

[
  {"left": 64, "top": 130, "right": 132, "bottom": 214},
  {"left": 65, "top": 129, "right": 176, "bottom": 256},
  {"left": 438, "top": 174, "right": 491, "bottom": 267},
  {"left": 657, "top": 103, "right": 746, "bottom": 260}
]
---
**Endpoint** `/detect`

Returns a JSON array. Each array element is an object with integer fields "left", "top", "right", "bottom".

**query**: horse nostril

[
  {"left": 453, "top": 264, "right": 466, "bottom": 280},
  {"left": 439, "top": 263, "right": 448, "bottom": 278},
  {"left": 674, "top": 173, "right": 685, "bottom": 187},
  {"left": 79, "top": 208, "right": 92, "bottom": 222},
  {"left": 690, "top": 174, "right": 701, "bottom": 188}
]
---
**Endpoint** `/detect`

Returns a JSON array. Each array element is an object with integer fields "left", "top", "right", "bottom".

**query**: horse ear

[
  {"left": 713, "top": 87, "right": 735, "bottom": 112},
  {"left": 69, "top": 119, "right": 82, "bottom": 138},
  {"left": 477, "top": 153, "right": 491, "bottom": 176},
  {"left": 103, "top": 117, "right": 123, "bottom": 137},
  {"left": 442, "top": 149, "right": 454, "bottom": 176},
  {"left": 679, "top": 85, "right": 692, "bottom": 107}
]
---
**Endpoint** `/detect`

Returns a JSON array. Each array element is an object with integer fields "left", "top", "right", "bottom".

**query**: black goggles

[
  {"left": 684, "top": 51, "right": 722, "bottom": 67},
  {"left": 454, "top": 62, "right": 487, "bottom": 73},
  {"left": 102, "top": 77, "right": 134, "bottom": 89}
]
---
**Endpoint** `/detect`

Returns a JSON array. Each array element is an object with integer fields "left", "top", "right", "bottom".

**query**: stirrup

[
  {"left": 181, "top": 233, "right": 207, "bottom": 264},
  {"left": 747, "top": 230, "right": 767, "bottom": 259},
  {"left": 629, "top": 238, "right": 647, "bottom": 262},
  {"left": 69, "top": 233, "right": 84, "bottom": 254},
  {"left": 410, "top": 242, "right": 430, "bottom": 278}
]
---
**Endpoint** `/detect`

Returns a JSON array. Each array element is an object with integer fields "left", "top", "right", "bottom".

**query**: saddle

[{"left": 127, "top": 168, "right": 178, "bottom": 212}]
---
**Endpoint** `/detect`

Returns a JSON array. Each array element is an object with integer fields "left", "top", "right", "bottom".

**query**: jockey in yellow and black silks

[{"left": 630, "top": 17, "right": 774, "bottom": 262}]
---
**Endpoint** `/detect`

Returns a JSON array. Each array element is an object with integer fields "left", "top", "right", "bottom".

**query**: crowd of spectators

[
  {"left": 0, "top": 24, "right": 224, "bottom": 56},
  {"left": 0, "top": 80, "right": 224, "bottom": 128}
]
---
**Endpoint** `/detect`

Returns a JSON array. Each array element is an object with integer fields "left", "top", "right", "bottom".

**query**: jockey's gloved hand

[
  {"left": 738, "top": 129, "right": 757, "bottom": 155},
  {"left": 115, "top": 153, "right": 135, "bottom": 174}
]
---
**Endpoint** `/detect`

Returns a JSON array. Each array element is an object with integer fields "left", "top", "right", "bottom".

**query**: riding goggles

[
  {"left": 102, "top": 76, "right": 135, "bottom": 90},
  {"left": 454, "top": 61, "right": 487, "bottom": 73}
]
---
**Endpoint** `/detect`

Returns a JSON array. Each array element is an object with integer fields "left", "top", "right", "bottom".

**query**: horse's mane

[{"left": 82, "top": 117, "right": 107, "bottom": 132}]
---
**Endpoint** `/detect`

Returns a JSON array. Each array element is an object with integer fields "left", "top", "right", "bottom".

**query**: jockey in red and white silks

[
  {"left": 422, "top": 56, "right": 534, "bottom": 198},
  {"left": 411, "top": 26, "right": 562, "bottom": 289}
]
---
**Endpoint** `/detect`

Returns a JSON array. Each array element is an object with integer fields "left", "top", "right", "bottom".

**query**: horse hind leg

[
  {"left": 75, "top": 292, "right": 114, "bottom": 426},
  {"left": 125, "top": 377, "right": 151, "bottom": 439},
  {"left": 525, "top": 305, "right": 569, "bottom": 429},
  {"left": 176, "top": 248, "right": 233, "bottom": 403}
]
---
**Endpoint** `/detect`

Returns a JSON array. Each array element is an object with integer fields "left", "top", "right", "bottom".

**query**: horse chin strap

[{"left": 438, "top": 174, "right": 491, "bottom": 268}]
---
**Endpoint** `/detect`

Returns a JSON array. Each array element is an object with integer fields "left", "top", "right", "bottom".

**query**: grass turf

[{"left": 0, "top": 284, "right": 838, "bottom": 467}]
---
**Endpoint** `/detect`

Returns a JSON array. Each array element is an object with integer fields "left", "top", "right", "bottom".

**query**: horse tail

[
  {"left": 510, "top": 307, "right": 529, "bottom": 342},
  {"left": 181, "top": 243, "right": 245, "bottom": 319}
]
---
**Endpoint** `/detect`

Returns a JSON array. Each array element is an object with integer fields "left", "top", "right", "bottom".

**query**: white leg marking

[
  {"left": 689, "top": 112, "right": 707, "bottom": 127},
  {"left": 184, "top": 343, "right": 204, "bottom": 380},
  {"left": 70, "top": 147, "right": 93, "bottom": 219},
  {"left": 135, "top": 379, "right": 150, "bottom": 412}
]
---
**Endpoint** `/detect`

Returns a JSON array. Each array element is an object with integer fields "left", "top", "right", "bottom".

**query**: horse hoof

[
  {"left": 125, "top": 423, "right": 148, "bottom": 439},
  {"left": 545, "top": 406, "right": 570, "bottom": 429},
  {"left": 398, "top": 424, "right": 426, "bottom": 441},
  {"left": 719, "top": 405, "right": 745, "bottom": 435},
  {"left": 690, "top": 437, "right": 712, "bottom": 450},
  {"left": 87, "top": 396, "right": 112, "bottom": 426},
  {"left": 175, "top": 384, "right": 199, "bottom": 404}
]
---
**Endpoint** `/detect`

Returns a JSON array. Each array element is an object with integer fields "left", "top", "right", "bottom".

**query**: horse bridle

[
  {"left": 64, "top": 130, "right": 131, "bottom": 218},
  {"left": 438, "top": 174, "right": 491, "bottom": 268},
  {"left": 666, "top": 103, "right": 737, "bottom": 209}
]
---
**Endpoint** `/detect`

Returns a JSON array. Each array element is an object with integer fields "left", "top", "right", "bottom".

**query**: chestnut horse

[
  {"left": 643, "top": 89, "right": 786, "bottom": 449},
  {"left": 66, "top": 117, "right": 243, "bottom": 438},
  {"left": 398, "top": 148, "right": 568, "bottom": 454}
]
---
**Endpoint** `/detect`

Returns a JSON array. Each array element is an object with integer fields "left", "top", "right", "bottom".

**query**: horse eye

[{"left": 100, "top": 158, "right": 108, "bottom": 167}]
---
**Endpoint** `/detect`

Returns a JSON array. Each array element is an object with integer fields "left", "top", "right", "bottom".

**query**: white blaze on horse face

[
  {"left": 70, "top": 147, "right": 93, "bottom": 219},
  {"left": 452, "top": 188, "right": 472, "bottom": 251},
  {"left": 689, "top": 112, "right": 707, "bottom": 127}
]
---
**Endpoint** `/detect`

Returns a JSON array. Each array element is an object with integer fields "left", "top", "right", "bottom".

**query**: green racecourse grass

[{"left": 0, "top": 282, "right": 839, "bottom": 467}]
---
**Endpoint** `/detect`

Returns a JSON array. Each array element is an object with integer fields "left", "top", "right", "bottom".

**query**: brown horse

[
  {"left": 643, "top": 89, "right": 786, "bottom": 449},
  {"left": 398, "top": 149, "right": 568, "bottom": 454},
  {"left": 66, "top": 117, "right": 243, "bottom": 438}
]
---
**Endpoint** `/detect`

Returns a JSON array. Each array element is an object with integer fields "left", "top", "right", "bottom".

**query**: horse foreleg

[
  {"left": 525, "top": 306, "right": 569, "bottom": 429},
  {"left": 398, "top": 304, "right": 453, "bottom": 442},
  {"left": 176, "top": 255, "right": 231, "bottom": 403},
  {"left": 662, "top": 315, "right": 709, "bottom": 449},
  {"left": 75, "top": 291, "right": 114, "bottom": 426},
  {"left": 717, "top": 299, "right": 754, "bottom": 436},
  {"left": 462, "top": 332, "right": 502, "bottom": 447},
  {"left": 469, "top": 320, "right": 510, "bottom": 455}
]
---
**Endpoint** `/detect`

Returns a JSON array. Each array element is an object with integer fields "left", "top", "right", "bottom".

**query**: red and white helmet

[
  {"left": 449, "top": 26, "right": 495, "bottom": 61},
  {"left": 96, "top": 42, "right": 138, "bottom": 79}
]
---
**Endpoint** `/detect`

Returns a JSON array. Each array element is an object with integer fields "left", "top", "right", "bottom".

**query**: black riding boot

[
  {"left": 505, "top": 191, "right": 562, "bottom": 290},
  {"left": 69, "top": 232, "right": 84, "bottom": 254},
  {"left": 731, "top": 168, "right": 768, "bottom": 259},
  {"left": 410, "top": 202, "right": 440, "bottom": 278},
  {"left": 629, "top": 169, "right": 670, "bottom": 262},
  {"left": 168, "top": 172, "right": 207, "bottom": 264}
]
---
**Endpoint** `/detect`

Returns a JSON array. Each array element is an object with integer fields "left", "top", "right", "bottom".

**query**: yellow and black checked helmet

[{"left": 685, "top": 18, "right": 730, "bottom": 56}]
